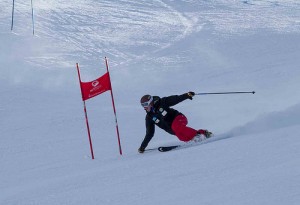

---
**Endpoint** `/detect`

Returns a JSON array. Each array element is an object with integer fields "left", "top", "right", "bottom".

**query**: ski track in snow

[
  {"left": 1, "top": 0, "right": 299, "bottom": 68},
  {"left": 1, "top": 0, "right": 197, "bottom": 68}
]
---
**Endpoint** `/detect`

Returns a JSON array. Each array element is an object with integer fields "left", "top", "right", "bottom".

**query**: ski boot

[
  {"left": 197, "top": 129, "right": 213, "bottom": 138},
  {"left": 190, "top": 129, "right": 213, "bottom": 143}
]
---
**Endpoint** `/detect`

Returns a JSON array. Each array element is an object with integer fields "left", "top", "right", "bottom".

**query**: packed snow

[{"left": 1, "top": 0, "right": 300, "bottom": 204}]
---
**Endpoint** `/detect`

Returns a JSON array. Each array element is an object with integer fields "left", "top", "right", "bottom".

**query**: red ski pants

[{"left": 171, "top": 114, "right": 197, "bottom": 142}]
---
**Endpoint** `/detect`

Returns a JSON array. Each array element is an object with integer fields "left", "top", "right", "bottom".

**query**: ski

[{"left": 158, "top": 145, "right": 180, "bottom": 152}]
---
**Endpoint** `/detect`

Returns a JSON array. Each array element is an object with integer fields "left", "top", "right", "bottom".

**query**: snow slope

[{"left": 1, "top": 0, "right": 300, "bottom": 204}]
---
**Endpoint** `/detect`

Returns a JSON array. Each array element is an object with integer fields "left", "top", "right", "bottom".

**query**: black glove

[
  {"left": 138, "top": 147, "right": 145, "bottom": 153},
  {"left": 187, "top": 91, "right": 195, "bottom": 100}
]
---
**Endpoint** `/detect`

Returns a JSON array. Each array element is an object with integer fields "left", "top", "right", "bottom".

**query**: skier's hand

[
  {"left": 187, "top": 91, "right": 195, "bottom": 100},
  {"left": 138, "top": 147, "right": 145, "bottom": 153}
]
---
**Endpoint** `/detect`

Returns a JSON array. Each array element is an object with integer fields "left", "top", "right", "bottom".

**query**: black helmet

[{"left": 140, "top": 94, "right": 153, "bottom": 107}]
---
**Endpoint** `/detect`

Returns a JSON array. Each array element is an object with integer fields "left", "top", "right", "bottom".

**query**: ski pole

[
  {"left": 11, "top": 0, "right": 15, "bottom": 31},
  {"left": 196, "top": 91, "right": 255, "bottom": 95},
  {"left": 31, "top": 0, "right": 35, "bottom": 35}
]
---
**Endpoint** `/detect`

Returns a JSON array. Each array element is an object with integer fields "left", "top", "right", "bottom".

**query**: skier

[{"left": 138, "top": 92, "right": 212, "bottom": 153}]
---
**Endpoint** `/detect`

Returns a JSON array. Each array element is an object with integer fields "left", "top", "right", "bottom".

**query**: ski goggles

[{"left": 141, "top": 96, "right": 153, "bottom": 107}]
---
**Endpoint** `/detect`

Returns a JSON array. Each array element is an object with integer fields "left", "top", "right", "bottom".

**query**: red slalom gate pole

[
  {"left": 76, "top": 63, "right": 95, "bottom": 159},
  {"left": 105, "top": 57, "right": 123, "bottom": 155}
]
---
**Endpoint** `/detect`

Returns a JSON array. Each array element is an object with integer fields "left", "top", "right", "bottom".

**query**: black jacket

[{"left": 140, "top": 93, "right": 190, "bottom": 149}]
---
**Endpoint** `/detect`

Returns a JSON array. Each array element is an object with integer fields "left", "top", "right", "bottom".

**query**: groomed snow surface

[{"left": 1, "top": 0, "right": 300, "bottom": 204}]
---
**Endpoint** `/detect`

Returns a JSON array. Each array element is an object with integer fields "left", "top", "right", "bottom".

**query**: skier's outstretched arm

[
  {"left": 162, "top": 92, "right": 195, "bottom": 107},
  {"left": 138, "top": 116, "right": 155, "bottom": 153}
]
